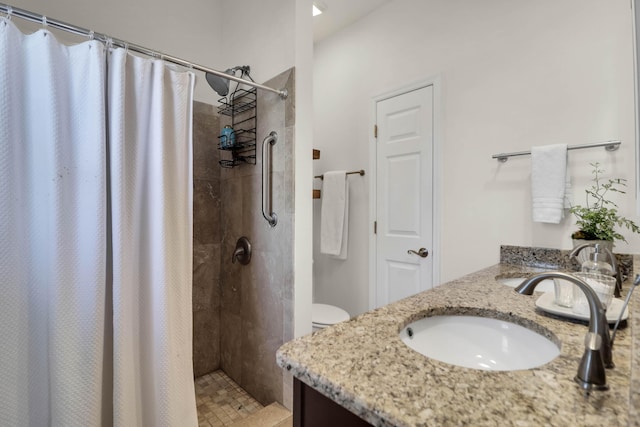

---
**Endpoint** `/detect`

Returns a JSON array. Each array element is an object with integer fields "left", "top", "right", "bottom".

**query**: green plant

[{"left": 569, "top": 162, "right": 640, "bottom": 243}]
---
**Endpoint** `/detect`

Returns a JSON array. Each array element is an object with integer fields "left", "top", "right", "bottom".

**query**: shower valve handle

[{"left": 232, "top": 237, "right": 252, "bottom": 265}]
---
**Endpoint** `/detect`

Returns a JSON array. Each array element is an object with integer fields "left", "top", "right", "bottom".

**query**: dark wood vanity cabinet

[{"left": 293, "top": 378, "right": 372, "bottom": 427}]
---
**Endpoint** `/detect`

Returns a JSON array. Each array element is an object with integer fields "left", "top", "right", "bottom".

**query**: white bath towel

[
  {"left": 531, "top": 144, "right": 568, "bottom": 224},
  {"left": 320, "top": 171, "right": 349, "bottom": 259}
]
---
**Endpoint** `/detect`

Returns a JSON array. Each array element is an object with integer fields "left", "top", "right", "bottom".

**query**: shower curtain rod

[{"left": 0, "top": 3, "right": 288, "bottom": 99}]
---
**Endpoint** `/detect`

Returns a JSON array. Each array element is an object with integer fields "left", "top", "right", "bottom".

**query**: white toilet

[{"left": 312, "top": 303, "right": 350, "bottom": 332}]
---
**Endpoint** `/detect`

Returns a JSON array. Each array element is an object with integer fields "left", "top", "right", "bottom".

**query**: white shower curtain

[
  {"left": 0, "top": 17, "right": 197, "bottom": 426},
  {"left": 108, "top": 49, "right": 197, "bottom": 426}
]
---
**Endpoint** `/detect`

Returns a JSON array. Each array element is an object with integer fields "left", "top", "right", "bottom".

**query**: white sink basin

[
  {"left": 400, "top": 315, "right": 559, "bottom": 371},
  {"left": 497, "top": 277, "right": 555, "bottom": 293}
]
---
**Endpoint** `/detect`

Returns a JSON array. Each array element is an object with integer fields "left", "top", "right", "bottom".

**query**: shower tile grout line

[{"left": 195, "top": 370, "right": 263, "bottom": 427}]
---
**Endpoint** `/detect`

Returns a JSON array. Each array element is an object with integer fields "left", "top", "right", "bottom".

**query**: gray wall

[
  {"left": 191, "top": 69, "right": 295, "bottom": 405},
  {"left": 192, "top": 102, "right": 222, "bottom": 377},
  {"left": 220, "top": 69, "right": 295, "bottom": 405}
]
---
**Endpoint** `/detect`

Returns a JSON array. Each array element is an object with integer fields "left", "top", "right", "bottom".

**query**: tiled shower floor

[{"left": 195, "top": 370, "right": 264, "bottom": 427}]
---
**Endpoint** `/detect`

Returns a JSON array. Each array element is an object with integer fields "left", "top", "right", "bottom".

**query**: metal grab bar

[{"left": 262, "top": 131, "right": 278, "bottom": 227}]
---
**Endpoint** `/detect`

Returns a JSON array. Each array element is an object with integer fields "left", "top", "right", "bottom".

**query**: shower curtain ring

[
  {"left": 42, "top": 16, "right": 47, "bottom": 28},
  {"left": 88, "top": 30, "right": 94, "bottom": 40},
  {"left": 6, "top": 6, "right": 12, "bottom": 20}
]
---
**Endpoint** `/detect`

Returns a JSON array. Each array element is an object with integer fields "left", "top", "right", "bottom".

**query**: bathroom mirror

[
  {"left": 313, "top": 1, "right": 640, "bottom": 317},
  {"left": 634, "top": 0, "right": 640, "bottom": 211}
]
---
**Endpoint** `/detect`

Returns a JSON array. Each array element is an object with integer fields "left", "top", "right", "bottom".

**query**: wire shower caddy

[{"left": 217, "top": 87, "right": 257, "bottom": 168}]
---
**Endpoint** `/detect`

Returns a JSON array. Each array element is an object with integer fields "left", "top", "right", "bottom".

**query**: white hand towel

[
  {"left": 531, "top": 144, "right": 568, "bottom": 224},
  {"left": 320, "top": 171, "right": 349, "bottom": 259}
]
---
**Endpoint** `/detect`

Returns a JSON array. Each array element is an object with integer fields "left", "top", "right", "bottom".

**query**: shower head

[
  {"left": 205, "top": 66, "right": 252, "bottom": 97},
  {"left": 206, "top": 68, "right": 234, "bottom": 97}
]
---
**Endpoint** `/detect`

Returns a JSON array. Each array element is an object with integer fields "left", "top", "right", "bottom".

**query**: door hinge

[
  {"left": 374, "top": 221, "right": 377, "bottom": 234},
  {"left": 374, "top": 125, "right": 378, "bottom": 138}
]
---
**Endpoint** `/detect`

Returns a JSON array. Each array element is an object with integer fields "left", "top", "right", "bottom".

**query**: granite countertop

[{"left": 277, "top": 259, "right": 639, "bottom": 426}]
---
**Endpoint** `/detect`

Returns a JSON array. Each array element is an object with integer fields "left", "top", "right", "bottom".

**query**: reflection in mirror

[
  {"left": 313, "top": 2, "right": 639, "bottom": 317},
  {"left": 635, "top": 0, "right": 640, "bottom": 211}
]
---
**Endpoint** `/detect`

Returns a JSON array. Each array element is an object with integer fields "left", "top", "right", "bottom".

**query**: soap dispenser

[{"left": 580, "top": 244, "right": 614, "bottom": 275}]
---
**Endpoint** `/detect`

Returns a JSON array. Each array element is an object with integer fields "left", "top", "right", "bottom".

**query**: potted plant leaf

[{"left": 569, "top": 162, "right": 640, "bottom": 253}]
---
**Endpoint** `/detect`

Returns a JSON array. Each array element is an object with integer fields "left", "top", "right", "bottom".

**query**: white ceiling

[{"left": 313, "top": 0, "right": 393, "bottom": 42}]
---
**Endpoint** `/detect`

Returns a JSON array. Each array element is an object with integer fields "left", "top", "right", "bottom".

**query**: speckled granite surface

[
  {"left": 500, "top": 245, "right": 634, "bottom": 282},
  {"left": 500, "top": 245, "right": 576, "bottom": 269},
  {"left": 277, "top": 258, "right": 639, "bottom": 426}
]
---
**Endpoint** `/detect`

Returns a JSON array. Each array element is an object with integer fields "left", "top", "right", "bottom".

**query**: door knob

[{"left": 408, "top": 248, "right": 429, "bottom": 258}]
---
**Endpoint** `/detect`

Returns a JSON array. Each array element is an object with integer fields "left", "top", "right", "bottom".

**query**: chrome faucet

[
  {"left": 569, "top": 243, "right": 621, "bottom": 297},
  {"left": 516, "top": 272, "right": 612, "bottom": 392}
]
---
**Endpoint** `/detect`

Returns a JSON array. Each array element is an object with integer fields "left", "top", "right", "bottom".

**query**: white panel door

[{"left": 375, "top": 86, "right": 433, "bottom": 307}]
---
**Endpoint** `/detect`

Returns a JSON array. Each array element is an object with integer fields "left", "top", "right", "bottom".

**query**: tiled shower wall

[
  {"left": 220, "top": 69, "right": 295, "bottom": 405},
  {"left": 193, "top": 102, "right": 222, "bottom": 377},
  {"left": 191, "top": 69, "right": 295, "bottom": 405}
]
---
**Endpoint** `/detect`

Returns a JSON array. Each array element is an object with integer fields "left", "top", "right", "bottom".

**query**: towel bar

[
  {"left": 314, "top": 169, "right": 365, "bottom": 180},
  {"left": 492, "top": 140, "right": 621, "bottom": 163}
]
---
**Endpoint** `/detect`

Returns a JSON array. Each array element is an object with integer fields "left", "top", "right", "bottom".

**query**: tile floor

[{"left": 195, "top": 370, "right": 263, "bottom": 427}]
